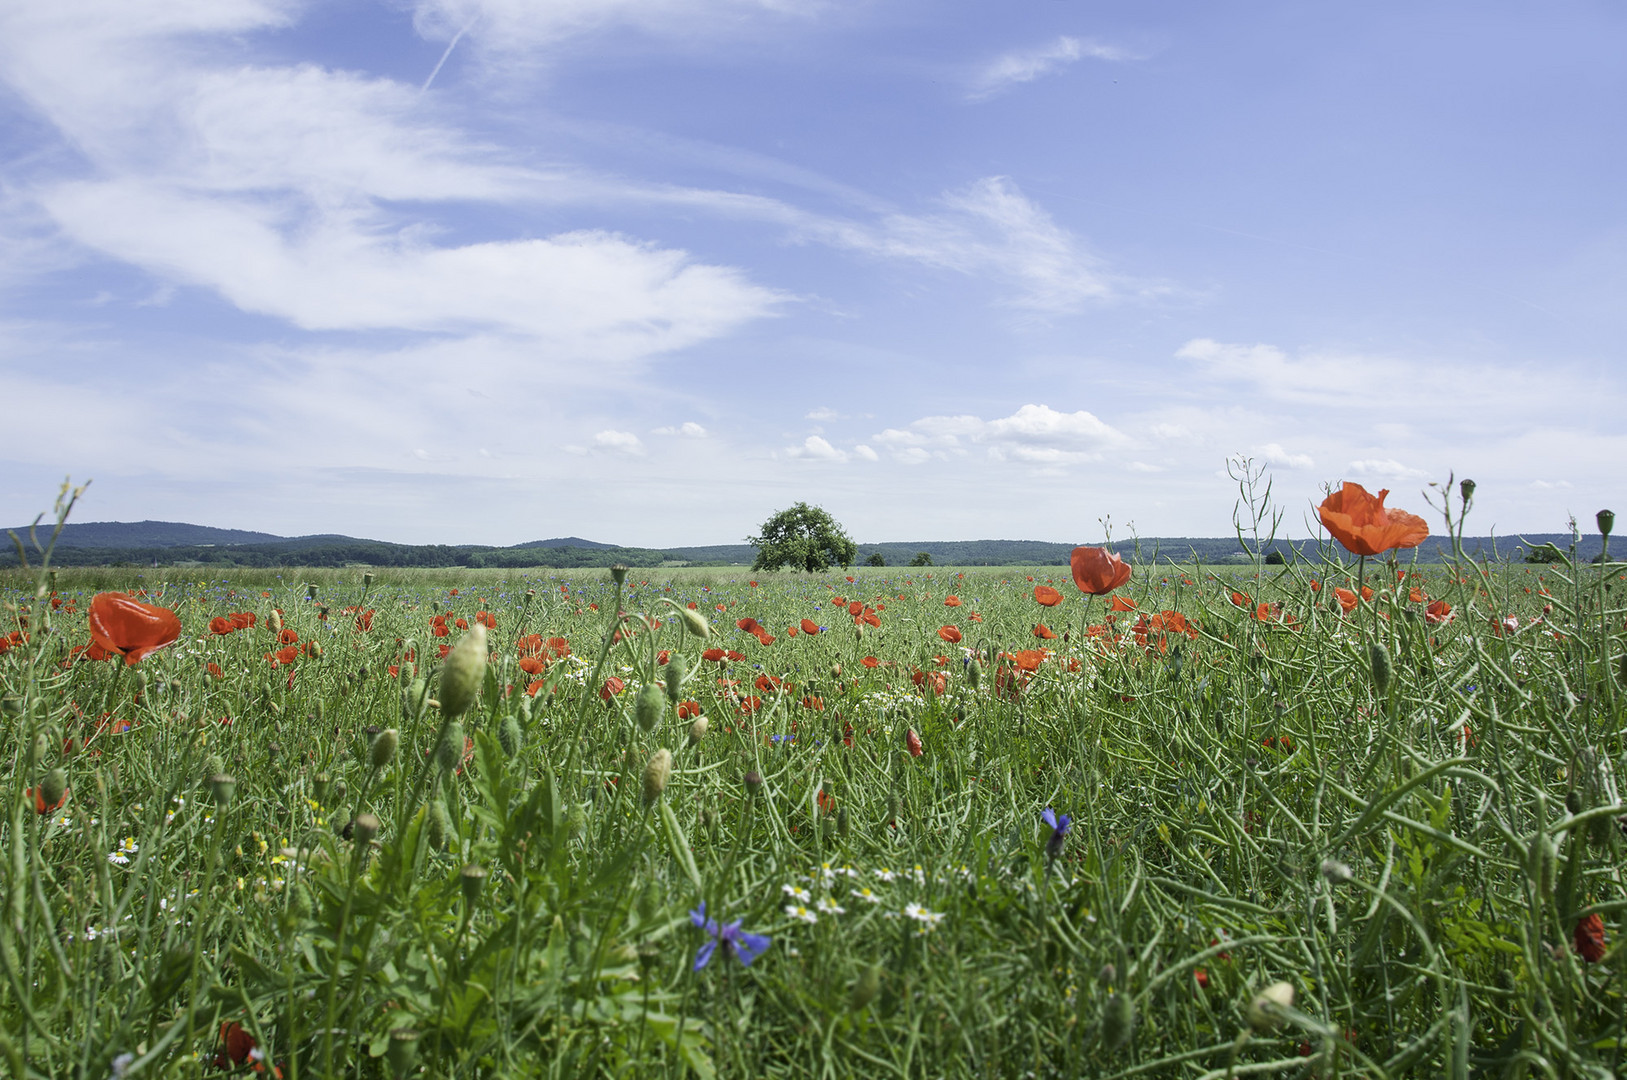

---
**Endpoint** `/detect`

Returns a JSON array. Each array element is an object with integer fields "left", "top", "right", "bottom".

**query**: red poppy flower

[
  {"left": 517, "top": 633, "right": 544, "bottom": 657},
  {"left": 657, "top": 649, "right": 670, "bottom": 665},
  {"left": 1309, "top": 580, "right": 1322, "bottom": 593},
  {"left": 546, "top": 636, "right": 571, "bottom": 659},
  {"left": 755, "top": 674, "right": 783, "bottom": 692},
  {"left": 525, "top": 678, "right": 547, "bottom": 697},
  {"left": 87, "top": 593, "right": 182, "bottom": 666},
  {"left": 27, "top": 785, "right": 66, "bottom": 815},
  {"left": 906, "top": 728, "right": 923, "bottom": 757},
  {"left": 738, "top": 695, "right": 762, "bottom": 715},
  {"left": 1425, "top": 599, "right": 1454, "bottom": 624},
  {"left": 816, "top": 788, "right": 836, "bottom": 815},
  {"left": 278, "top": 628, "right": 299, "bottom": 645},
  {"left": 1318, "top": 482, "right": 1430, "bottom": 556},
  {"left": 861, "top": 655, "right": 880, "bottom": 668},
  {"left": 274, "top": 645, "right": 299, "bottom": 665},
  {"left": 800, "top": 618, "right": 821, "bottom": 635},
  {"left": 519, "top": 657, "right": 546, "bottom": 675},
  {"left": 736, "top": 616, "right": 763, "bottom": 634},
  {"left": 600, "top": 677, "right": 625, "bottom": 701},
  {"left": 938, "top": 625, "right": 963, "bottom": 644},
  {"left": 677, "top": 700, "right": 702, "bottom": 720},
  {"left": 1071, "top": 547, "right": 1132, "bottom": 596},
  {"left": 454, "top": 617, "right": 469, "bottom": 630},
  {"left": 800, "top": 695, "right": 824, "bottom": 710},
  {"left": 1334, "top": 587, "right": 1359, "bottom": 614},
  {"left": 206, "top": 662, "right": 224, "bottom": 680},
  {"left": 725, "top": 649, "right": 747, "bottom": 662},
  {"left": 1576, "top": 913, "right": 1607, "bottom": 963},
  {"left": 1034, "top": 585, "right": 1062, "bottom": 606},
  {"left": 944, "top": 596, "right": 962, "bottom": 607},
  {"left": 210, "top": 616, "right": 236, "bottom": 636},
  {"left": 702, "top": 648, "right": 726, "bottom": 662}
]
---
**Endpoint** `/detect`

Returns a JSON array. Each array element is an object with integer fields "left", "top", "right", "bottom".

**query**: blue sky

[{"left": 1, "top": 0, "right": 1622, "bottom": 546}]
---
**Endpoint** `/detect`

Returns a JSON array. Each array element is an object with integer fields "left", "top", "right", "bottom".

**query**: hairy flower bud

[
  {"left": 427, "top": 796, "right": 451, "bottom": 852},
  {"left": 267, "top": 610, "right": 283, "bottom": 635},
  {"left": 1101, "top": 992, "right": 1135, "bottom": 1050},
  {"left": 677, "top": 607, "right": 711, "bottom": 639},
  {"left": 436, "top": 721, "right": 464, "bottom": 774},
  {"left": 1368, "top": 643, "right": 1391, "bottom": 695},
  {"left": 687, "top": 715, "right": 709, "bottom": 747},
  {"left": 1247, "top": 981, "right": 1295, "bottom": 1032},
  {"left": 664, "top": 654, "right": 688, "bottom": 704},
  {"left": 41, "top": 767, "right": 67, "bottom": 810},
  {"left": 498, "top": 714, "right": 523, "bottom": 756},
  {"left": 352, "top": 813, "right": 381, "bottom": 845},
  {"left": 370, "top": 728, "right": 399, "bottom": 769},
  {"left": 460, "top": 863, "right": 488, "bottom": 907},
  {"left": 635, "top": 683, "right": 665, "bottom": 732},
  {"left": 438, "top": 624, "right": 487, "bottom": 719},
  {"left": 643, "top": 748, "right": 672, "bottom": 806}
]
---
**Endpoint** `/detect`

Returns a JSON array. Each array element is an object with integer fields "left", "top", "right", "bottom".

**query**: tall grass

[{"left": 1, "top": 487, "right": 1623, "bottom": 1077}]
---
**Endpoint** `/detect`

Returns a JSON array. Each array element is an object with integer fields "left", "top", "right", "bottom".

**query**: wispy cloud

[
  {"left": 874, "top": 403, "right": 1126, "bottom": 465},
  {"left": 967, "top": 36, "right": 1132, "bottom": 102}
]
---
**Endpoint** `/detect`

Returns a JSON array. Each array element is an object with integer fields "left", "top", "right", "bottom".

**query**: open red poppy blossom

[
  {"left": 1071, "top": 547, "right": 1132, "bottom": 596},
  {"left": 800, "top": 618, "right": 821, "bottom": 635},
  {"left": 1334, "top": 587, "right": 1359, "bottom": 614},
  {"left": 88, "top": 593, "right": 181, "bottom": 665},
  {"left": 1576, "top": 913, "right": 1607, "bottom": 963},
  {"left": 1424, "top": 599, "right": 1454, "bottom": 624},
  {"left": 1033, "top": 585, "right": 1062, "bottom": 607},
  {"left": 1032, "top": 624, "right": 1057, "bottom": 640},
  {"left": 701, "top": 648, "right": 726, "bottom": 662},
  {"left": 677, "top": 700, "right": 702, "bottom": 720},
  {"left": 938, "top": 625, "right": 963, "bottom": 644},
  {"left": 600, "top": 676, "right": 625, "bottom": 700},
  {"left": 1318, "top": 482, "right": 1429, "bottom": 557},
  {"left": 861, "top": 655, "right": 880, "bottom": 668},
  {"left": 210, "top": 616, "right": 235, "bottom": 636},
  {"left": 944, "top": 596, "right": 962, "bottom": 607}
]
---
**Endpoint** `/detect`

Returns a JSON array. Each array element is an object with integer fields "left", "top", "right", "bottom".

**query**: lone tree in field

[{"left": 749, "top": 503, "right": 857, "bottom": 573}]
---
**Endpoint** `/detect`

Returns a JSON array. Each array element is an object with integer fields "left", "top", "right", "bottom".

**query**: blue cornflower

[
  {"left": 1041, "top": 807, "right": 1071, "bottom": 863},
  {"left": 689, "top": 902, "right": 772, "bottom": 970}
]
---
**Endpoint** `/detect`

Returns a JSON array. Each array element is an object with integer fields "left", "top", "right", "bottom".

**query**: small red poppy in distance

[
  {"left": 800, "top": 619, "right": 821, "bottom": 635},
  {"left": 1317, "top": 482, "right": 1430, "bottom": 557},
  {"left": 938, "top": 625, "right": 963, "bottom": 644},
  {"left": 1070, "top": 547, "right": 1132, "bottom": 596},
  {"left": 1033, "top": 585, "right": 1062, "bottom": 607},
  {"left": 88, "top": 593, "right": 182, "bottom": 665},
  {"left": 944, "top": 595, "right": 962, "bottom": 607}
]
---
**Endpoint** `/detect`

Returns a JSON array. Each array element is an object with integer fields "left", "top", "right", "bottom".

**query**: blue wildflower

[
  {"left": 689, "top": 902, "right": 772, "bottom": 970},
  {"left": 1041, "top": 807, "right": 1071, "bottom": 863}
]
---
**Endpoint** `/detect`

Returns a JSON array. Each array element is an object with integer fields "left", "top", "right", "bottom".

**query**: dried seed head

[
  {"left": 438, "top": 624, "right": 487, "bottom": 719},
  {"left": 1600, "top": 509, "right": 1616, "bottom": 539},
  {"left": 460, "top": 864, "right": 488, "bottom": 907},
  {"left": 1247, "top": 981, "right": 1295, "bottom": 1031},
  {"left": 1459, "top": 478, "right": 1476, "bottom": 503},
  {"left": 643, "top": 748, "right": 673, "bottom": 806},
  {"left": 362, "top": 572, "right": 374, "bottom": 590},
  {"left": 370, "top": 728, "right": 399, "bottom": 770}
]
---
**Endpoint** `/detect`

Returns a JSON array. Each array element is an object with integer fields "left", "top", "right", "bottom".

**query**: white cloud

[
  {"left": 1252, "top": 442, "right": 1315, "bottom": 470},
  {"left": 853, "top": 444, "right": 878, "bottom": 461},
  {"left": 800, "top": 177, "right": 1131, "bottom": 315},
  {"left": 1346, "top": 458, "right": 1430, "bottom": 481},
  {"left": 411, "top": 0, "right": 810, "bottom": 58},
  {"left": 787, "top": 435, "right": 847, "bottom": 461},
  {"left": 1530, "top": 480, "right": 1574, "bottom": 489},
  {"left": 967, "top": 36, "right": 1132, "bottom": 102},
  {"left": 593, "top": 429, "right": 645, "bottom": 455},
  {"left": 805, "top": 406, "right": 838, "bottom": 421},
  {"left": 653, "top": 421, "right": 708, "bottom": 437},
  {"left": 875, "top": 403, "right": 1126, "bottom": 466}
]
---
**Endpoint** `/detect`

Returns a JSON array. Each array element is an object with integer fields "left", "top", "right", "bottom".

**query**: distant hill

[{"left": 0, "top": 520, "right": 1608, "bottom": 569}]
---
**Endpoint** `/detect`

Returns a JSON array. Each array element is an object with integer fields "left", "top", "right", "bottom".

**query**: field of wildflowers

[{"left": 1, "top": 480, "right": 1624, "bottom": 1078}]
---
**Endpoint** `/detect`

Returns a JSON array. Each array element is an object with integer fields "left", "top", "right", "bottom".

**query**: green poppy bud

[
  {"left": 352, "top": 813, "right": 381, "bottom": 845},
  {"left": 385, "top": 1028, "right": 420, "bottom": 1078},
  {"left": 362, "top": 572, "right": 374, "bottom": 590},
  {"left": 687, "top": 715, "right": 709, "bottom": 746},
  {"left": 643, "top": 748, "right": 672, "bottom": 806},
  {"left": 637, "top": 880, "right": 662, "bottom": 924},
  {"left": 312, "top": 772, "right": 330, "bottom": 806},
  {"left": 498, "top": 714, "right": 523, "bottom": 756},
  {"left": 664, "top": 654, "right": 688, "bottom": 704},
  {"left": 744, "top": 770, "right": 763, "bottom": 796},
  {"left": 30, "top": 733, "right": 48, "bottom": 766},
  {"left": 849, "top": 963, "right": 881, "bottom": 1011},
  {"left": 1101, "top": 992, "right": 1135, "bottom": 1050},
  {"left": 438, "top": 624, "right": 487, "bottom": 720},
  {"left": 427, "top": 797, "right": 451, "bottom": 852},
  {"left": 635, "top": 683, "right": 665, "bottom": 732},
  {"left": 267, "top": 610, "right": 282, "bottom": 635},
  {"left": 436, "top": 721, "right": 464, "bottom": 774},
  {"left": 967, "top": 658, "right": 982, "bottom": 690},
  {"left": 460, "top": 863, "right": 488, "bottom": 907},
  {"left": 1097, "top": 963, "right": 1116, "bottom": 988},
  {"left": 208, "top": 773, "right": 236, "bottom": 808},
  {"left": 370, "top": 728, "right": 399, "bottom": 770},
  {"left": 1369, "top": 643, "right": 1391, "bottom": 695},
  {"left": 661, "top": 600, "right": 711, "bottom": 639},
  {"left": 567, "top": 803, "right": 587, "bottom": 840},
  {"left": 203, "top": 754, "right": 224, "bottom": 781},
  {"left": 331, "top": 778, "right": 348, "bottom": 805},
  {"left": 1247, "top": 981, "right": 1294, "bottom": 1032},
  {"left": 40, "top": 768, "right": 67, "bottom": 809}
]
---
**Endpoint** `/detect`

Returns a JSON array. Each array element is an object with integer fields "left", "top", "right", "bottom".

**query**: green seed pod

[
  {"left": 1566, "top": 789, "right": 1584, "bottom": 816},
  {"left": 664, "top": 654, "right": 689, "bottom": 704},
  {"left": 208, "top": 773, "right": 236, "bottom": 808},
  {"left": 837, "top": 806, "right": 849, "bottom": 836},
  {"left": 1368, "top": 643, "right": 1391, "bottom": 695},
  {"left": 643, "top": 748, "right": 672, "bottom": 806},
  {"left": 438, "top": 624, "right": 488, "bottom": 720},
  {"left": 311, "top": 772, "right": 330, "bottom": 805},
  {"left": 567, "top": 803, "right": 587, "bottom": 840},
  {"left": 687, "top": 715, "right": 709, "bottom": 746},
  {"left": 1599, "top": 509, "right": 1615, "bottom": 539},
  {"left": 370, "top": 728, "right": 399, "bottom": 770},
  {"left": 498, "top": 714, "right": 523, "bottom": 756},
  {"left": 331, "top": 779, "right": 348, "bottom": 805},
  {"left": 385, "top": 1028, "right": 420, "bottom": 1079},
  {"left": 352, "top": 813, "right": 381, "bottom": 845},
  {"left": 460, "top": 864, "right": 488, "bottom": 907},
  {"left": 1101, "top": 992, "right": 1135, "bottom": 1050},
  {"left": 1459, "top": 478, "right": 1476, "bottom": 504},
  {"left": 436, "top": 720, "right": 465, "bottom": 774},
  {"left": 849, "top": 963, "right": 882, "bottom": 1011},
  {"left": 427, "top": 797, "right": 451, "bottom": 852},
  {"left": 1247, "top": 981, "right": 1294, "bottom": 1032},
  {"left": 40, "top": 768, "right": 67, "bottom": 809},
  {"left": 609, "top": 564, "right": 629, "bottom": 586},
  {"left": 362, "top": 572, "right": 375, "bottom": 590},
  {"left": 635, "top": 683, "right": 665, "bottom": 732}
]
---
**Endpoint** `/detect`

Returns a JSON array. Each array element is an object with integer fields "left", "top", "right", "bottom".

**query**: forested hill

[{"left": 0, "top": 519, "right": 1606, "bottom": 569}]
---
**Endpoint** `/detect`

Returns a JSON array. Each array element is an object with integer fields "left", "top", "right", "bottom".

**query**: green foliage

[
  {"left": 747, "top": 502, "right": 856, "bottom": 572},
  {"left": 908, "top": 551, "right": 932, "bottom": 567},
  {"left": 865, "top": 552, "right": 885, "bottom": 567}
]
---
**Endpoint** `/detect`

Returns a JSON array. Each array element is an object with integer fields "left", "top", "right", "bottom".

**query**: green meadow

[{"left": 1, "top": 507, "right": 1624, "bottom": 1077}]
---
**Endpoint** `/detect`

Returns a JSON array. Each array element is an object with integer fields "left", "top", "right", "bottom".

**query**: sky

[{"left": 1, "top": 0, "right": 1623, "bottom": 547}]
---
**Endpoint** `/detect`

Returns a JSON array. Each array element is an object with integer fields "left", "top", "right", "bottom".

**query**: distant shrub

[
  {"left": 909, "top": 552, "right": 933, "bottom": 567},
  {"left": 866, "top": 552, "right": 885, "bottom": 567}
]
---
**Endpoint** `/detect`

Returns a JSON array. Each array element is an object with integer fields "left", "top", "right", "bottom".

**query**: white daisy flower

[
  {"left": 816, "top": 897, "right": 846, "bottom": 916},
  {"left": 874, "top": 868, "right": 897, "bottom": 883},
  {"left": 784, "top": 904, "right": 818, "bottom": 924},
  {"left": 782, "top": 884, "right": 812, "bottom": 903},
  {"left": 850, "top": 886, "right": 882, "bottom": 904}
]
